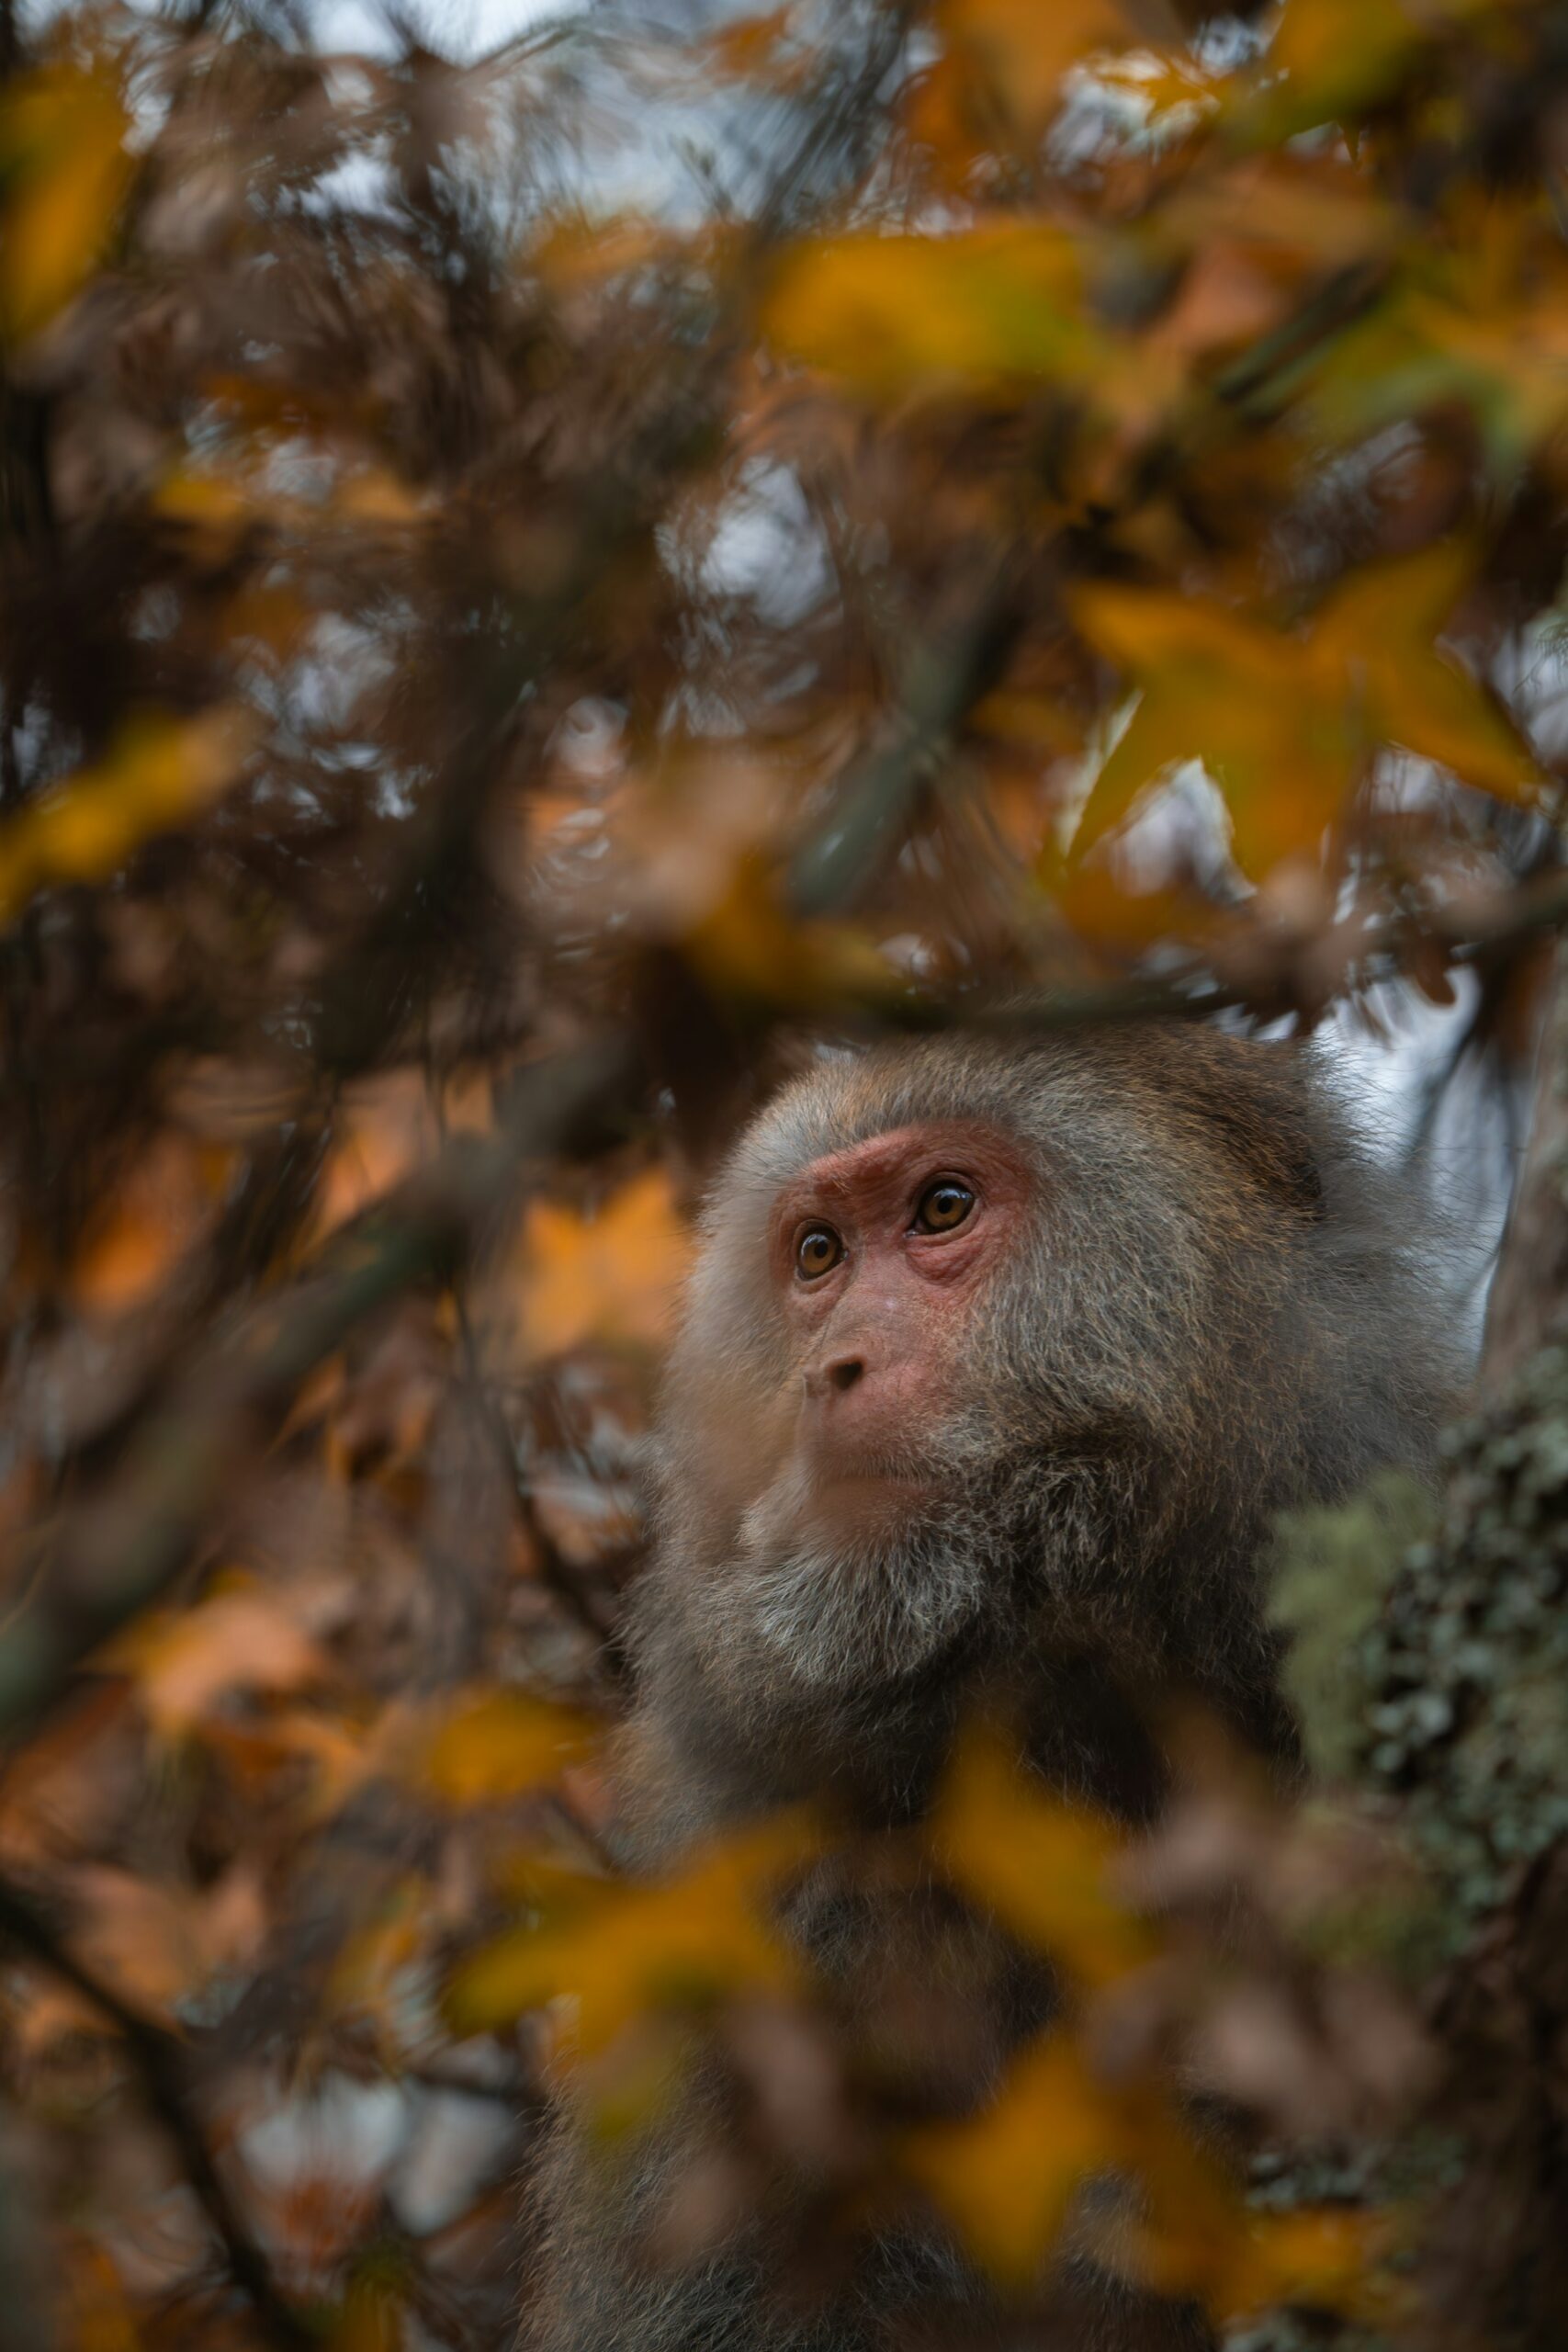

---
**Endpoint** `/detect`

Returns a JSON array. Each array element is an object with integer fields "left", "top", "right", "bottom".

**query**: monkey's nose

[{"left": 807, "top": 1352, "right": 865, "bottom": 1399}]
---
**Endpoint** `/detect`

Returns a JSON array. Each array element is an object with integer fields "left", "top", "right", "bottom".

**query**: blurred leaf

[
  {"left": 106, "top": 1585, "right": 327, "bottom": 1737},
  {"left": 414, "top": 1688, "right": 600, "bottom": 1806},
  {"left": 0, "top": 63, "right": 130, "bottom": 336},
  {"left": 763, "top": 223, "right": 1096, "bottom": 397},
  {"left": 905, "top": 2031, "right": 1130, "bottom": 2285},
  {"left": 446, "top": 1815, "right": 816, "bottom": 2054},
  {"left": 61, "top": 2242, "right": 139, "bottom": 2352},
  {"left": 929, "top": 1725, "right": 1156, "bottom": 1985},
  {"left": 331, "top": 2271, "right": 406, "bottom": 2352},
  {"left": 683, "top": 858, "right": 897, "bottom": 1010},
  {"left": 1132, "top": 2143, "right": 1381, "bottom": 2321},
  {"left": 1260, "top": 0, "right": 1423, "bottom": 131},
  {"left": 518, "top": 1169, "right": 692, "bottom": 1362},
  {"left": 64, "top": 1860, "right": 263, "bottom": 2018},
  {"left": 936, "top": 0, "right": 1154, "bottom": 135},
  {"left": 1069, "top": 587, "right": 1355, "bottom": 880},
  {"left": 1224, "top": 2205, "right": 1382, "bottom": 2321},
  {"left": 0, "top": 708, "right": 255, "bottom": 924},
  {"left": 1317, "top": 544, "right": 1547, "bottom": 803},
  {"left": 705, "top": 6, "right": 814, "bottom": 89},
  {"left": 1070, "top": 551, "right": 1544, "bottom": 885},
  {"left": 310, "top": 1072, "right": 489, "bottom": 1247},
  {"left": 69, "top": 1134, "right": 233, "bottom": 1318}
]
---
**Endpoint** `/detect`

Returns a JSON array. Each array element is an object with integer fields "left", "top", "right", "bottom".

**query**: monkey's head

[{"left": 630, "top": 1023, "right": 1451, "bottom": 1822}]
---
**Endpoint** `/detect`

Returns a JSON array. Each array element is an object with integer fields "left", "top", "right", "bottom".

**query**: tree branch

[{"left": 0, "top": 1033, "right": 637, "bottom": 1748}]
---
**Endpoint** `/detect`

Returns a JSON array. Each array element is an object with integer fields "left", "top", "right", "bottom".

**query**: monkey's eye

[
  {"left": 913, "top": 1179, "right": 975, "bottom": 1235},
  {"left": 795, "top": 1226, "right": 844, "bottom": 1281}
]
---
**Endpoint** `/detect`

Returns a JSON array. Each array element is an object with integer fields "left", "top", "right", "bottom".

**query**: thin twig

[{"left": 0, "top": 1875, "right": 316, "bottom": 2350}]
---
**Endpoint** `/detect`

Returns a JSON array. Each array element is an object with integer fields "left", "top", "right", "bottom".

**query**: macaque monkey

[{"left": 524, "top": 1023, "right": 1454, "bottom": 2351}]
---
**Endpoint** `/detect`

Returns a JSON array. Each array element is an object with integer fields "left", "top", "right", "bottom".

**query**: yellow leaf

[
  {"left": 905, "top": 2032, "right": 1130, "bottom": 2285},
  {"left": 0, "top": 63, "right": 130, "bottom": 336},
  {"left": 1316, "top": 545, "right": 1547, "bottom": 804},
  {"left": 105, "top": 1586, "right": 326, "bottom": 1736},
  {"left": 518, "top": 1167, "right": 692, "bottom": 1361},
  {"left": 446, "top": 1815, "right": 814, "bottom": 2055},
  {"left": 153, "top": 465, "right": 255, "bottom": 551},
  {"left": 1072, "top": 554, "right": 1545, "bottom": 888},
  {"left": 1260, "top": 0, "right": 1423, "bottom": 134},
  {"left": 929, "top": 1725, "right": 1156, "bottom": 1985},
  {"left": 763, "top": 222, "right": 1092, "bottom": 398},
  {"left": 414, "top": 1688, "right": 600, "bottom": 1807},
  {"left": 1069, "top": 585, "right": 1356, "bottom": 880},
  {"left": 682, "top": 857, "right": 896, "bottom": 1012},
  {"left": 0, "top": 707, "right": 254, "bottom": 923},
  {"left": 332, "top": 2275, "right": 405, "bottom": 2352}
]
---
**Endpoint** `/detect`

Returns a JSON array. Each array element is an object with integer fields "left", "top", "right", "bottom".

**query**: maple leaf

[
  {"left": 1316, "top": 543, "right": 1547, "bottom": 804},
  {"left": 1069, "top": 548, "right": 1544, "bottom": 886}
]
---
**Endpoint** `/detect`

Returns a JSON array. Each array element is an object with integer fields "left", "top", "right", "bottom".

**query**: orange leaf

[
  {"left": 62, "top": 1862, "right": 260, "bottom": 2019},
  {"left": 517, "top": 1168, "right": 692, "bottom": 1362},
  {"left": 70, "top": 1133, "right": 232, "bottom": 1318},
  {"left": 106, "top": 1585, "right": 327, "bottom": 1736},
  {"left": 309, "top": 1070, "right": 443, "bottom": 1243}
]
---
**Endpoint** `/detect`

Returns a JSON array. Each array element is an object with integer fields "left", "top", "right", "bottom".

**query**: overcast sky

[{"left": 306, "top": 0, "right": 570, "bottom": 60}]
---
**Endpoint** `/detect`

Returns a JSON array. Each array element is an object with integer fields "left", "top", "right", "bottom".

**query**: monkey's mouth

[{"left": 795, "top": 1462, "right": 945, "bottom": 1539}]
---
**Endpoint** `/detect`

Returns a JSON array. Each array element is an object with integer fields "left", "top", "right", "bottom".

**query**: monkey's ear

[
  {"left": 1148, "top": 1032, "right": 1325, "bottom": 1217},
  {"left": 1209, "top": 1068, "right": 1325, "bottom": 1217}
]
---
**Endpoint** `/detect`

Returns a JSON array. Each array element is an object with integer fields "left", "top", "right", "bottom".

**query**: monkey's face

[
  {"left": 660, "top": 1115, "right": 1048, "bottom": 1693},
  {"left": 764, "top": 1117, "right": 1032, "bottom": 1528}
]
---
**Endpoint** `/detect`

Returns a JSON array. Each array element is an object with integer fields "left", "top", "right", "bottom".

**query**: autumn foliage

[{"left": 1, "top": 0, "right": 1567, "bottom": 2346}]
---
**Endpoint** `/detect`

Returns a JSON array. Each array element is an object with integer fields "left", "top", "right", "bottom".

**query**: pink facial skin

[{"left": 766, "top": 1121, "right": 1032, "bottom": 1492}]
